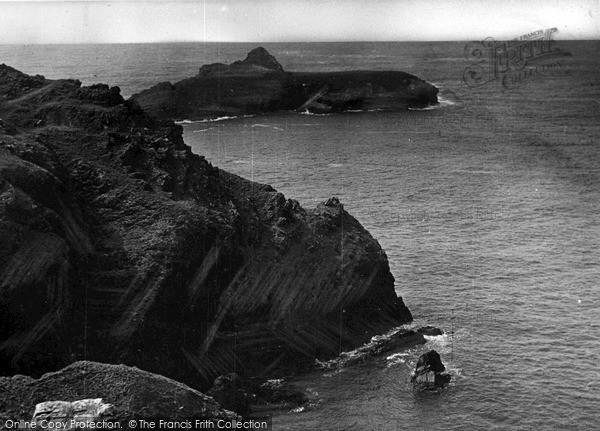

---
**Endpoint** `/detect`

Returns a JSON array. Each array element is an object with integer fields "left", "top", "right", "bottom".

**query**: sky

[{"left": 0, "top": 0, "right": 598, "bottom": 44}]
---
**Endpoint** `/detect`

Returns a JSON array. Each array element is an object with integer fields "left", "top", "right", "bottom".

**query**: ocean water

[{"left": 1, "top": 41, "right": 599, "bottom": 430}]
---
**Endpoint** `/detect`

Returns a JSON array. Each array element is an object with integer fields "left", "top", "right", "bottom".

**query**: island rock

[
  {"left": 131, "top": 47, "right": 439, "bottom": 120},
  {"left": 411, "top": 350, "right": 452, "bottom": 391}
]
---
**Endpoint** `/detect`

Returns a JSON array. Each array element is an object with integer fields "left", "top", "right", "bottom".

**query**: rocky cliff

[
  {"left": 0, "top": 64, "right": 412, "bottom": 389},
  {"left": 131, "top": 47, "right": 439, "bottom": 120}
]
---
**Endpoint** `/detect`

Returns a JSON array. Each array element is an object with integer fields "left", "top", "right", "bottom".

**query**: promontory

[{"left": 0, "top": 61, "right": 413, "bottom": 395}]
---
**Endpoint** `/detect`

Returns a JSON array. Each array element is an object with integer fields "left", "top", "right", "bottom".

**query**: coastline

[{"left": 0, "top": 61, "right": 424, "bottom": 417}]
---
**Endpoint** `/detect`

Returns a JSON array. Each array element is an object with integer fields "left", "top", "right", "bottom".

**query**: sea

[{"left": 1, "top": 41, "right": 599, "bottom": 430}]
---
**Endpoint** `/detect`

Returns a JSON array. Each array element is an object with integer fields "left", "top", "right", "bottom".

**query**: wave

[
  {"left": 408, "top": 95, "right": 456, "bottom": 111},
  {"left": 176, "top": 114, "right": 254, "bottom": 124},
  {"left": 438, "top": 95, "right": 457, "bottom": 106},
  {"left": 251, "top": 124, "right": 284, "bottom": 131},
  {"left": 315, "top": 325, "right": 416, "bottom": 370},
  {"left": 299, "top": 109, "right": 331, "bottom": 116},
  {"left": 327, "top": 163, "right": 344, "bottom": 168},
  {"left": 386, "top": 351, "right": 410, "bottom": 367},
  {"left": 408, "top": 104, "right": 439, "bottom": 111}
]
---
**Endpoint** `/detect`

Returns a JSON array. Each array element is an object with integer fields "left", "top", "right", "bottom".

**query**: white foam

[
  {"left": 299, "top": 109, "right": 331, "bottom": 116},
  {"left": 408, "top": 104, "right": 439, "bottom": 111},
  {"left": 386, "top": 352, "right": 409, "bottom": 367},
  {"left": 176, "top": 114, "right": 253, "bottom": 124},
  {"left": 438, "top": 95, "right": 457, "bottom": 106},
  {"left": 250, "top": 124, "right": 284, "bottom": 131}
]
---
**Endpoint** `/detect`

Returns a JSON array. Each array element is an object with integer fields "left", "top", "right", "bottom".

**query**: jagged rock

[
  {"left": 207, "top": 374, "right": 309, "bottom": 416},
  {"left": 324, "top": 196, "right": 341, "bottom": 207},
  {"left": 236, "top": 47, "right": 284, "bottom": 71},
  {"left": 132, "top": 47, "right": 438, "bottom": 120},
  {"left": 0, "top": 64, "right": 46, "bottom": 101},
  {"left": 0, "top": 65, "right": 412, "bottom": 392},
  {"left": 0, "top": 361, "right": 237, "bottom": 421},
  {"left": 366, "top": 330, "right": 426, "bottom": 356},
  {"left": 417, "top": 326, "right": 444, "bottom": 336},
  {"left": 411, "top": 350, "right": 451, "bottom": 391}
]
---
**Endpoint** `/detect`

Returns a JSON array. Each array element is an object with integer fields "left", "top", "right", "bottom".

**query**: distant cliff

[
  {"left": 131, "top": 47, "right": 439, "bottom": 120},
  {"left": 0, "top": 64, "right": 412, "bottom": 389}
]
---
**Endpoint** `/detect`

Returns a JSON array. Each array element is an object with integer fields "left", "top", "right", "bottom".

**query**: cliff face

[
  {"left": 131, "top": 47, "right": 439, "bottom": 120},
  {"left": 0, "top": 64, "right": 412, "bottom": 389}
]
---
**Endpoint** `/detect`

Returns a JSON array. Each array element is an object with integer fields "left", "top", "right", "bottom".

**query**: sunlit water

[{"left": 2, "top": 41, "right": 599, "bottom": 430}]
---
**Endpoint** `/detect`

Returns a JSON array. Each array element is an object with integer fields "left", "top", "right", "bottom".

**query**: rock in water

[
  {"left": 207, "top": 373, "right": 309, "bottom": 416},
  {"left": 411, "top": 350, "right": 451, "bottom": 391},
  {"left": 132, "top": 47, "right": 439, "bottom": 120},
  {"left": 417, "top": 326, "right": 444, "bottom": 336}
]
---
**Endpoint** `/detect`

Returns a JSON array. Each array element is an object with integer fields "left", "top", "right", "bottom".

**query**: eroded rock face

[
  {"left": 0, "top": 66, "right": 412, "bottom": 389},
  {"left": 0, "top": 361, "right": 237, "bottom": 421},
  {"left": 131, "top": 47, "right": 438, "bottom": 120},
  {"left": 411, "top": 350, "right": 451, "bottom": 391}
]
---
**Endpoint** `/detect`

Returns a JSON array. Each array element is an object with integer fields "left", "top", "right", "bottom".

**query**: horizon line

[{"left": 1, "top": 38, "right": 599, "bottom": 46}]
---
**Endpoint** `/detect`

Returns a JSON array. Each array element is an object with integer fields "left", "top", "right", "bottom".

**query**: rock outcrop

[
  {"left": 0, "top": 64, "right": 413, "bottom": 390},
  {"left": 207, "top": 373, "right": 308, "bottom": 416},
  {"left": 410, "top": 350, "right": 451, "bottom": 391},
  {"left": 0, "top": 361, "right": 237, "bottom": 420},
  {"left": 417, "top": 326, "right": 444, "bottom": 336},
  {"left": 131, "top": 47, "right": 439, "bottom": 120}
]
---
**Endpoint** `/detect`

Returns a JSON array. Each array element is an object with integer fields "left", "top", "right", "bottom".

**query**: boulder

[
  {"left": 417, "top": 326, "right": 444, "bottom": 336},
  {"left": 32, "top": 399, "right": 113, "bottom": 426},
  {"left": 411, "top": 350, "right": 451, "bottom": 391}
]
